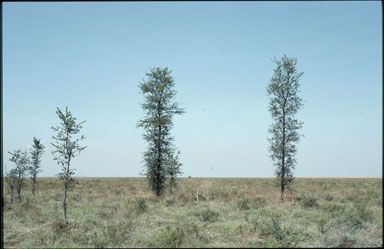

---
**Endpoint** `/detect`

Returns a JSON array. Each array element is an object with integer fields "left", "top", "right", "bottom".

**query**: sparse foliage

[
  {"left": 29, "top": 137, "right": 45, "bottom": 195},
  {"left": 51, "top": 106, "right": 86, "bottom": 221},
  {"left": 4, "top": 167, "right": 18, "bottom": 204},
  {"left": 138, "top": 67, "right": 185, "bottom": 196},
  {"left": 8, "top": 149, "right": 30, "bottom": 202},
  {"left": 267, "top": 55, "right": 304, "bottom": 200},
  {"left": 166, "top": 150, "right": 183, "bottom": 194}
]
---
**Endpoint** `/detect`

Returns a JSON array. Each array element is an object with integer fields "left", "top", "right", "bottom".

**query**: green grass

[{"left": 2, "top": 177, "right": 382, "bottom": 248}]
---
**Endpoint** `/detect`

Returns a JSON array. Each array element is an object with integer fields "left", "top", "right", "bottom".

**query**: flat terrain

[{"left": 2, "top": 177, "right": 382, "bottom": 248}]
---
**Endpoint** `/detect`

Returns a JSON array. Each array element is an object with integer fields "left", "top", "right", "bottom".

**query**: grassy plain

[{"left": 2, "top": 177, "right": 383, "bottom": 248}]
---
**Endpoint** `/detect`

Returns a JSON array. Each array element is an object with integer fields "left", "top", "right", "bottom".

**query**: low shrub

[
  {"left": 91, "top": 230, "right": 108, "bottom": 248},
  {"left": 256, "top": 217, "right": 306, "bottom": 247},
  {"left": 237, "top": 198, "right": 251, "bottom": 210},
  {"left": 253, "top": 197, "right": 266, "bottom": 208},
  {"left": 316, "top": 217, "right": 329, "bottom": 234},
  {"left": 153, "top": 218, "right": 207, "bottom": 248},
  {"left": 297, "top": 193, "right": 319, "bottom": 209},
  {"left": 324, "top": 194, "right": 334, "bottom": 201},
  {"left": 165, "top": 196, "right": 176, "bottom": 207},
  {"left": 198, "top": 208, "right": 219, "bottom": 223},
  {"left": 135, "top": 197, "right": 148, "bottom": 214},
  {"left": 155, "top": 225, "right": 185, "bottom": 248},
  {"left": 52, "top": 217, "right": 70, "bottom": 233},
  {"left": 108, "top": 220, "right": 133, "bottom": 245},
  {"left": 219, "top": 191, "right": 230, "bottom": 199},
  {"left": 90, "top": 220, "right": 133, "bottom": 247},
  {"left": 322, "top": 214, "right": 364, "bottom": 248},
  {"left": 353, "top": 199, "right": 374, "bottom": 222},
  {"left": 321, "top": 202, "right": 346, "bottom": 217}
]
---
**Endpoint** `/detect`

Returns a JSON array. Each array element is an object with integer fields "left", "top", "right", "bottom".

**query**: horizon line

[{"left": 31, "top": 176, "right": 382, "bottom": 179}]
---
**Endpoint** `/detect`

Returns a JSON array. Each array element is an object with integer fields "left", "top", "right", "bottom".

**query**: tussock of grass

[
  {"left": 2, "top": 177, "right": 382, "bottom": 248},
  {"left": 297, "top": 193, "right": 320, "bottom": 209}
]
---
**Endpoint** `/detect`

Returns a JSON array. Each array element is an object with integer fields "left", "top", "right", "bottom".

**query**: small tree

[
  {"left": 4, "top": 168, "right": 18, "bottom": 204},
  {"left": 8, "top": 149, "right": 30, "bottom": 202},
  {"left": 29, "top": 137, "right": 45, "bottom": 195},
  {"left": 138, "top": 67, "right": 185, "bottom": 196},
  {"left": 166, "top": 150, "right": 183, "bottom": 194},
  {"left": 51, "top": 106, "right": 86, "bottom": 221},
  {"left": 266, "top": 55, "right": 304, "bottom": 200}
]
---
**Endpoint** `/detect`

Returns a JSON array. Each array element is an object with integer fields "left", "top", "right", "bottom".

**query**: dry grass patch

[{"left": 3, "top": 177, "right": 382, "bottom": 248}]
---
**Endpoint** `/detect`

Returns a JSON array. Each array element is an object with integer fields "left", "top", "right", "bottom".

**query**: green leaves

[
  {"left": 30, "top": 137, "right": 45, "bottom": 178},
  {"left": 8, "top": 149, "right": 30, "bottom": 201},
  {"left": 138, "top": 67, "right": 185, "bottom": 196},
  {"left": 8, "top": 149, "right": 30, "bottom": 177},
  {"left": 29, "top": 137, "right": 45, "bottom": 194},
  {"left": 51, "top": 106, "right": 87, "bottom": 170},
  {"left": 267, "top": 55, "right": 304, "bottom": 198},
  {"left": 51, "top": 106, "right": 86, "bottom": 220}
]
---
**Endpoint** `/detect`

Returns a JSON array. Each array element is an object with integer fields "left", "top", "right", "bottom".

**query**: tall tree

[
  {"left": 138, "top": 67, "right": 185, "bottom": 196},
  {"left": 29, "top": 137, "right": 45, "bottom": 195},
  {"left": 8, "top": 149, "right": 30, "bottom": 202},
  {"left": 51, "top": 106, "right": 86, "bottom": 221},
  {"left": 266, "top": 55, "right": 304, "bottom": 200}
]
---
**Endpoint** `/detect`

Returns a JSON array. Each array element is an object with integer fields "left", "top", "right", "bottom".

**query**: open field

[{"left": 2, "top": 177, "right": 382, "bottom": 248}]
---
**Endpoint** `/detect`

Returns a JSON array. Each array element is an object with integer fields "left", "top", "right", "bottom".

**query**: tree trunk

[
  {"left": 63, "top": 183, "right": 68, "bottom": 221},
  {"left": 281, "top": 137, "right": 285, "bottom": 201},
  {"left": 156, "top": 125, "right": 162, "bottom": 196},
  {"left": 169, "top": 179, "right": 173, "bottom": 195},
  {"left": 156, "top": 98, "right": 163, "bottom": 197},
  {"left": 17, "top": 181, "right": 22, "bottom": 202},
  {"left": 10, "top": 186, "right": 15, "bottom": 204},
  {"left": 281, "top": 101, "right": 286, "bottom": 201},
  {"left": 63, "top": 155, "right": 71, "bottom": 221},
  {"left": 32, "top": 178, "right": 36, "bottom": 195}
]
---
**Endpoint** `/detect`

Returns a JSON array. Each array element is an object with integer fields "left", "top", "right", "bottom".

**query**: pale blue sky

[{"left": 3, "top": 2, "right": 382, "bottom": 177}]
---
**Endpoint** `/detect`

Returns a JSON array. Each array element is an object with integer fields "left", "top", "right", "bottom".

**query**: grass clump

[
  {"left": 237, "top": 197, "right": 265, "bottom": 211},
  {"left": 321, "top": 202, "right": 346, "bottom": 217},
  {"left": 237, "top": 198, "right": 251, "bottom": 210},
  {"left": 269, "top": 217, "right": 305, "bottom": 247},
  {"left": 154, "top": 225, "right": 185, "bottom": 248},
  {"left": 324, "top": 194, "right": 334, "bottom": 201},
  {"left": 197, "top": 208, "right": 220, "bottom": 223},
  {"left": 153, "top": 218, "right": 208, "bottom": 248},
  {"left": 353, "top": 198, "right": 374, "bottom": 222},
  {"left": 164, "top": 196, "right": 177, "bottom": 207},
  {"left": 322, "top": 213, "right": 364, "bottom": 248},
  {"left": 253, "top": 217, "right": 306, "bottom": 248},
  {"left": 52, "top": 217, "right": 71, "bottom": 233},
  {"left": 253, "top": 197, "right": 266, "bottom": 209},
  {"left": 297, "top": 193, "right": 319, "bottom": 209},
  {"left": 91, "top": 220, "right": 133, "bottom": 248},
  {"left": 135, "top": 197, "right": 148, "bottom": 214}
]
